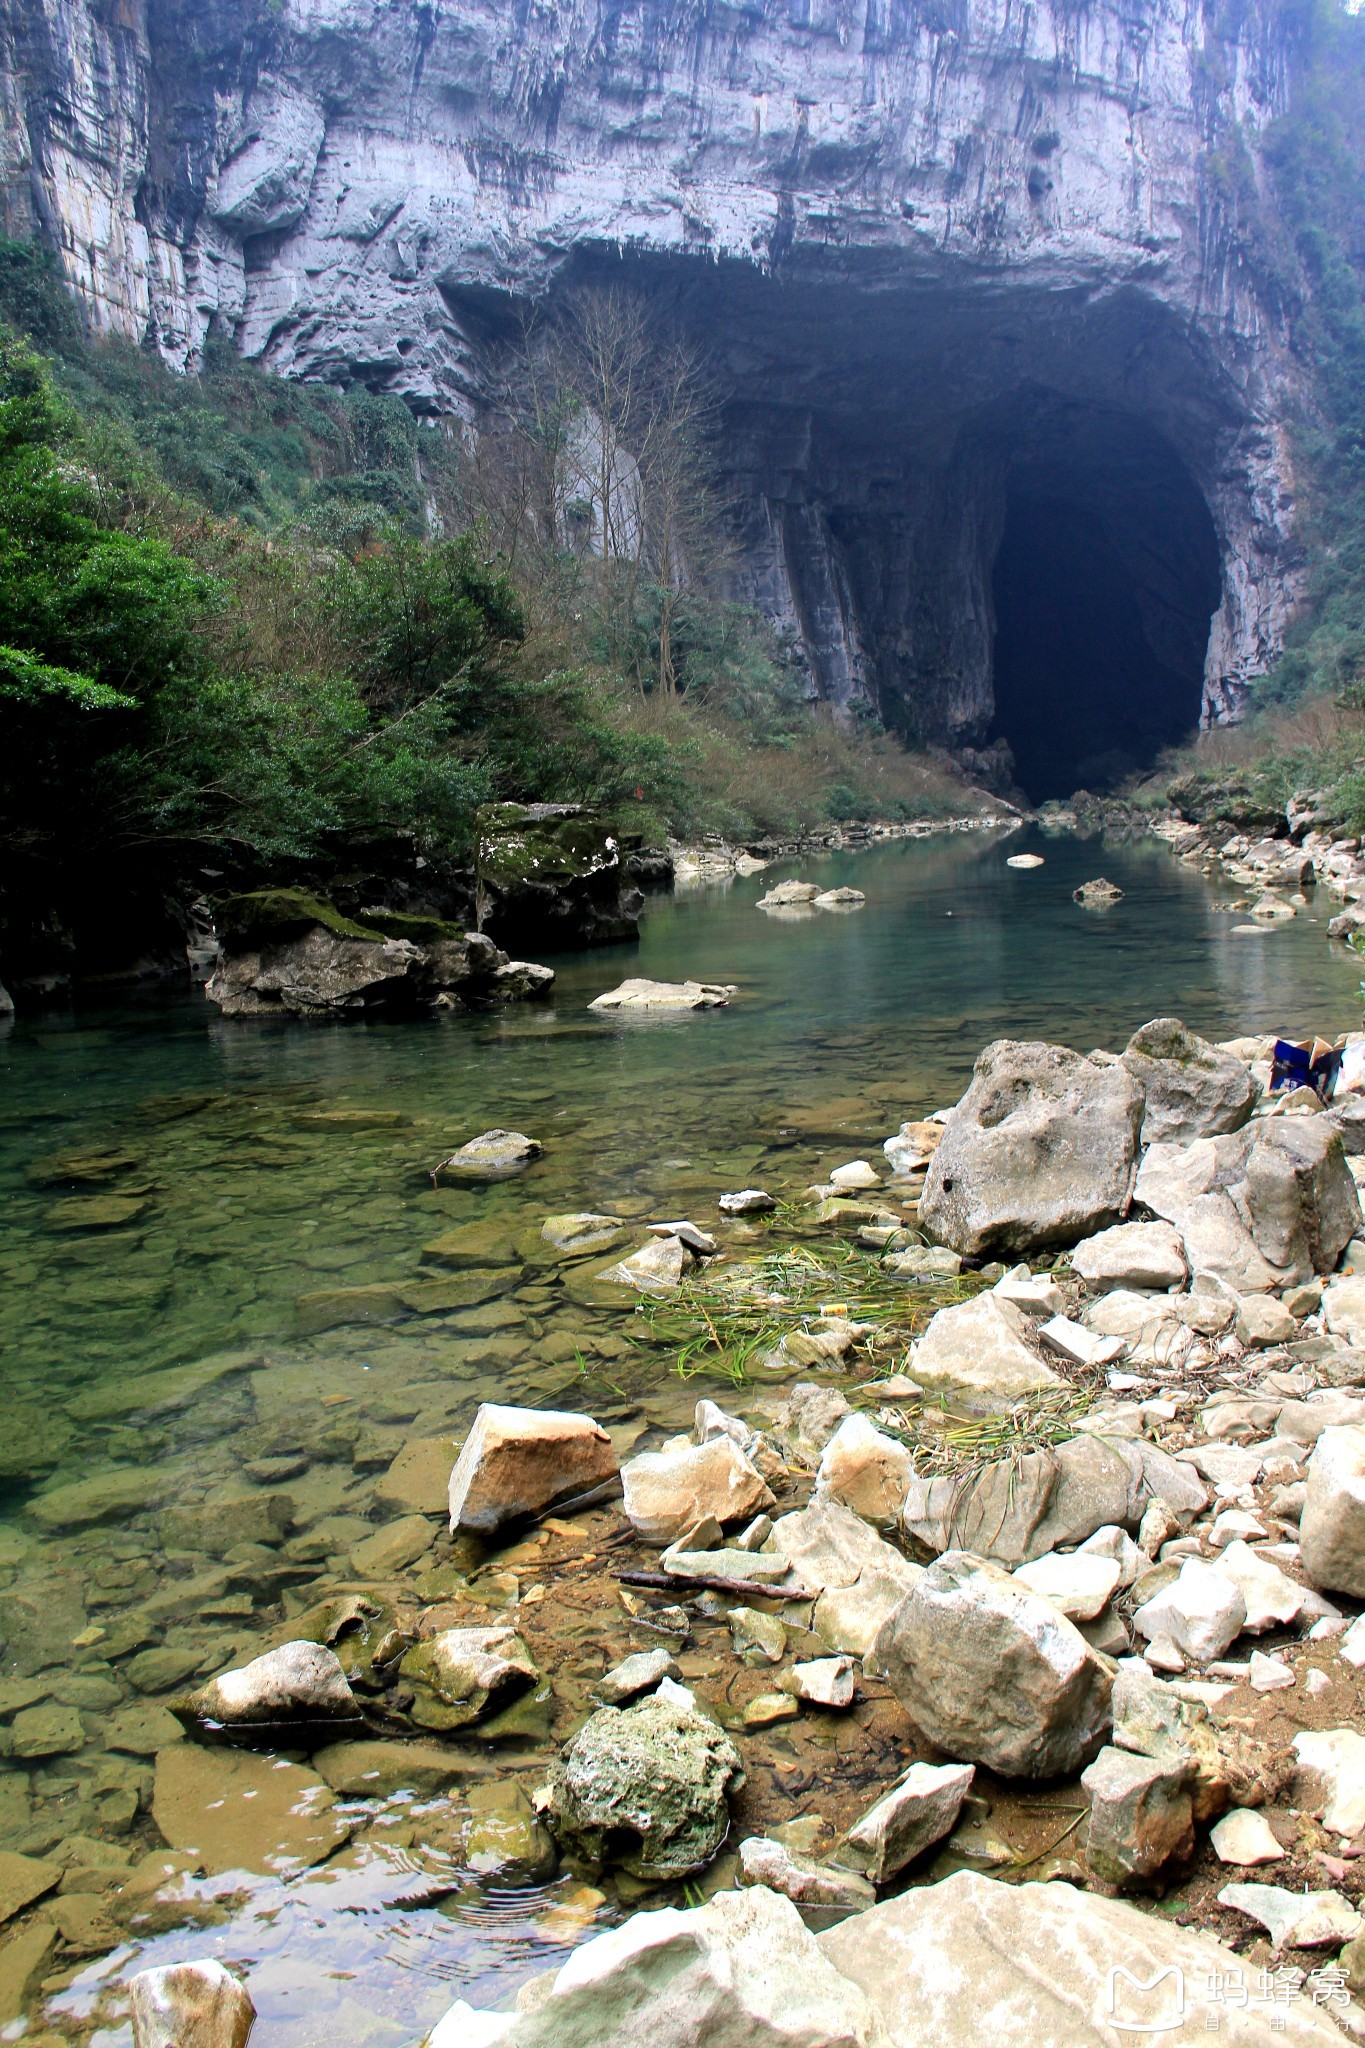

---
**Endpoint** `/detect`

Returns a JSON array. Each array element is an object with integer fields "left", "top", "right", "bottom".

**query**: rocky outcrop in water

[{"left": 0, "top": 0, "right": 1311, "bottom": 751}]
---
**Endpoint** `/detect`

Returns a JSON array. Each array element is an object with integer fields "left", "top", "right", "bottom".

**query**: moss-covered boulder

[
  {"left": 475, "top": 803, "right": 642, "bottom": 949},
  {"left": 545, "top": 1694, "right": 744, "bottom": 1880}
]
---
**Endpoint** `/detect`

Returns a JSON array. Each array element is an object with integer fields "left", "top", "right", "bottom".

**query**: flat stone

[
  {"left": 152, "top": 1744, "right": 352, "bottom": 1875},
  {"left": 351, "top": 1515, "right": 434, "bottom": 1575},
  {"left": 1012, "top": 1551, "right": 1121, "bottom": 1621},
  {"left": 1210, "top": 1809, "right": 1285, "bottom": 1866},
  {"left": 28, "top": 1464, "right": 179, "bottom": 1530},
  {"left": 838, "top": 1761, "right": 975, "bottom": 1884},
  {"left": 594, "top": 1650, "right": 682, "bottom": 1705},
  {"left": 737, "top": 1836, "right": 874, "bottom": 1911},
  {"left": 449, "top": 1403, "right": 618, "bottom": 1534},
  {"left": 0, "top": 1925, "right": 57, "bottom": 2026},
  {"left": 744, "top": 1692, "right": 799, "bottom": 1727},
  {"left": 311, "top": 1739, "right": 468, "bottom": 1796},
  {"left": 588, "top": 978, "right": 735, "bottom": 1010},
  {"left": 420, "top": 1218, "right": 522, "bottom": 1267},
  {"left": 374, "top": 1437, "right": 459, "bottom": 1516},
  {"left": 0, "top": 1851, "right": 59, "bottom": 1926},
  {"left": 1218, "top": 1882, "right": 1363, "bottom": 1952},
  {"left": 540, "top": 1212, "right": 627, "bottom": 1255},
  {"left": 11, "top": 1703, "right": 84, "bottom": 1757},
  {"left": 161, "top": 1492, "right": 294, "bottom": 1555}
]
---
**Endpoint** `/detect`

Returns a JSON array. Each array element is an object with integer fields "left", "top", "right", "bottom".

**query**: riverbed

[{"left": 0, "top": 824, "right": 1359, "bottom": 2045}]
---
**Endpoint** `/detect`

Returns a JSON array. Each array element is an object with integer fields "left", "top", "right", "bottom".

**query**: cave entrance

[{"left": 987, "top": 407, "right": 1222, "bottom": 802}]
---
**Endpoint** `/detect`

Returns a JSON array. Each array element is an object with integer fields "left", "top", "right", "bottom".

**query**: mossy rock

[
  {"left": 213, "top": 889, "right": 381, "bottom": 947},
  {"left": 351, "top": 908, "right": 465, "bottom": 944},
  {"left": 475, "top": 803, "right": 618, "bottom": 891}
]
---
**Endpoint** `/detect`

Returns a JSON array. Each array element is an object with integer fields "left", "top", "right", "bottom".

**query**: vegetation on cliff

[{"left": 0, "top": 244, "right": 963, "bottom": 979}]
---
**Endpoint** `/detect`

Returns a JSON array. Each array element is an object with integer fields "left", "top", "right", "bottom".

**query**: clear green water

[{"left": 0, "top": 824, "right": 1359, "bottom": 2045}]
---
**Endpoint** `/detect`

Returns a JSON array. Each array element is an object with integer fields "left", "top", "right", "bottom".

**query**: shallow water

[{"left": 0, "top": 823, "right": 1359, "bottom": 2044}]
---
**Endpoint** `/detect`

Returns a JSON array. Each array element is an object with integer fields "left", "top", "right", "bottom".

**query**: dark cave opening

[{"left": 987, "top": 411, "right": 1223, "bottom": 802}]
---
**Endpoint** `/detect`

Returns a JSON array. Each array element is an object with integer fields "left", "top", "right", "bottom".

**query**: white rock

[
  {"left": 736, "top": 1838, "right": 875, "bottom": 1911},
  {"left": 1038, "top": 1315, "right": 1125, "bottom": 1368},
  {"left": 622, "top": 1438, "right": 774, "bottom": 1547},
  {"left": 129, "top": 1962, "right": 256, "bottom": 2048},
  {"left": 589, "top": 977, "right": 738, "bottom": 1010},
  {"left": 1213, "top": 1541, "right": 1304, "bottom": 1633},
  {"left": 1012, "top": 1551, "right": 1121, "bottom": 1621},
  {"left": 993, "top": 1271, "right": 1065, "bottom": 1314},
  {"left": 718, "top": 1189, "right": 776, "bottom": 1215},
  {"left": 814, "top": 888, "right": 866, "bottom": 910},
  {"left": 756, "top": 880, "right": 821, "bottom": 907},
  {"left": 595, "top": 1650, "right": 683, "bottom": 1705},
  {"left": 830, "top": 1160, "right": 881, "bottom": 1190},
  {"left": 838, "top": 1762, "right": 975, "bottom": 1884},
  {"left": 1301, "top": 1424, "right": 1365, "bottom": 1596},
  {"left": 178, "top": 1640, "right": 360, "bottom": 1733},
  {"left": 1307, "top": 1669, "right": 1332, "bottom": 1697},
  {"left": 1339, "top": 1615, "right": 1365, "bottom": 1666},
  {"left": 1006, "top": 853, "right": 1044, "bottom": 868},
  {"left": 1322, "top": 1274, "right": 1365, "bottom": 1341},
  {"left": 440, "top": 1884, "right": 894, "bottom": 2047},
  {"left": 911, "top": 1294, "right": 1063, "bottom": 1415},
  {"left": 1210, "top": 1809, "right": 1285, "bottom": 1866},
  {"left": 435, "top": 1128, "right": 543, "bottom": 1176},
  {"left": 1133, "top": 1557, "right": 1247, "bottom": 1664},
  {"left": 1294, "top": 1727, "right": 1365, "bottom": 1836},
  {"left": 1071, "top": 1221, "right": 1188, "bottom": 1294},
  {"left": 1249, "top": 1651, "right": 1294, "bottom": 1692},
  {"left": 1209, "top": 1510, "right": 1267, "bottom": 1548},
  {"left": 816, "top": 1416, "right": 912, "bottom": 1526},
  {"left": 768, "top": 1498, "right": 922, "bottom": 1657},
  {"left": 1218, "top": 1882, "right": 1363, "bottom": 1952},
  {"left": 786, "top": 1657, "right": 855, "bottom": 1709},
  {"left": 1236, "top": 1295, "right": 1298, "bottom": 1348},
  {"left": 1078, "top": 1524, "right": 1144, "bottom": 1588},
  {"left": 448, "top": 1404, "right": 618, "bottom": 1534},
  {"left": 599, "top": 1236, "right": 696, "bottom": 1293}
]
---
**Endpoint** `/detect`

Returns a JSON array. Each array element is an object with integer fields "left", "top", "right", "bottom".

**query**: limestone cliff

[{"left": 0, "top": 0, "right": 1312, "bottom": 760}]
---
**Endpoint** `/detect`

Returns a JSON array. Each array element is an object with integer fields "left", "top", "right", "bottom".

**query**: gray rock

[
  {"left": 129, "top": 1961, "right": 256, "bottom": 2048},
  {"left": 1301, "top": 1424, "right": 1365, "bottom": 1596},
  {"left": 174, "top": 1641, "right": 362, "bottom": 1739},
  {"left": 599, "top": 1235, "right": 696, "bottom": 1293},
  {"left": 728, "top": 1607, "right": 787, "bottom": 1665},
  {"left": 910, "top": 1294, "right": 1062, "bottom": 1415},
  {"left": 838, "top": 1761, "right": 975, "bottom": 1884},
  {"left": 1070, "top": 1221, "right": 1188, "bottom": 1294},
  {"left": 1121, "top": 1018, "right": 1256, "bottom": 1145},
  {"left": 766, "top": 1498, "right": 923, "bottom": 1657},
  {"left": 588, "top": 978, "right": 736, "bottom": 1011},
  {"left": 594, "top": 1650, "right": 682, "bottom": 1706},
  {"left": 919, "top": 1040, "right": 1143, "bottom": 1258},
  {"left": 544, "top": 1694, "right": 744, "bottom": 1881},
  {"left": 816, "top": 1416, "right": 912, "bottom": 1525},
  {"left": 448, "top": 1402, "right": 618, "bottom": 1534},
  {"left": 540, "top": 1213, "right": 626, "bottom": 1255},
  {"left": 774, "top": 1385, "right": 854, "bottom": 1465},
  {"left": 440, "top": 1884, "right": 892, "bottom": 2047},
  {"left": 398, "top": 1627, "right": 538, "bottom": 1731},
  {"left": 1218, "top": 1883, "right": 1363, "bottom": 1953},
  {"left": 821, "top": 1869, "right": 1348, "bottom": 2044},
  {"left": 1081, "top": 1744, "right": 1194, "bottom": 1887},
  {"left": 737, "top": 1837, "right": 875, "bottom": 1911},
  {"left": 874, "top": 1552, "right": 1113, "bottom": 1778},
  {"left": 435, "top": 1129, "right": 544, "bottom": 1176},
  {"left": 1243, "top": 1115, "right": 1362, "bottom": 1283},
  {"left": 786, "top": 1656, "right": 855, "bottom": 1708},
  {"left": 718, "top": 1189, "right": 776, "bottom": 1215}
]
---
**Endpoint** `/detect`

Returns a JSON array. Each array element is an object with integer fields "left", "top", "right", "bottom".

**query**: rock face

[
  {"left": 819, "top": 1871, "right": 1347, "bottom": 2045},
  {"left": 919, "top": 1042, "right": 1143, "bottom": 1258},
  {"left": 128, "top": 1961, "right": 256, "bottom": 2048},
  {"left": 545, "top": 1694, "right": 745, "bottom": 1882},
  {"left": 448, "top": 1405, "right": 618, "bottom": 1534},
  {"left": 204, "top": 892, "right": 540, "bottom": 1018},
  {"left": 874, "top": 1552, "right": 1113, "bottom": 1778},
  {"left": 475, "top": 804, "right": 642, "bottom": 948},
  {"left": 0, "top": 0, "right": 1312, "bottom": 742}
]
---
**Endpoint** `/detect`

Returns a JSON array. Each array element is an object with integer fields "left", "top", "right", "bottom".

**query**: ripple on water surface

[{"left": 0, "top": 826, "right": 1358, "bottom": 2043}]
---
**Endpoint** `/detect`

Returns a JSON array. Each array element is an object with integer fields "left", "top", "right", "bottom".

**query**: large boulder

[
  {"left": 438, "top": 1885, "right": 893, "bottom": 2047},
  {"left": 1120, "top": 1018, "right": 1256, "bottom": 1145},
  {"left": 545, "top": 1694, "right": 744, "bottom": 1881},
  {"left": 1301, "top": 1424, "right": 1365, "bottom": 1597},
  {"left": 873, "top": 1552, "right": 1113, "bottom": 1778},
  {"left": 475, "top": 802, "right": 643, "bottom": 949},
  {"left": 448, "top": 1404, "right": 618, "bottom": 1534},
  {"left": 910, "top": 1295, "right": 1062, "bottom": 1416},
  {"left": 1242, "top": 1117, "right": 1362, "bottom": 1284},
  {"left": 819, "top": 1870, "right": 1346, "bottom": 2045},
  {"left": 918, "top": 1040, "right": 1144, "bottom": 1257},
  {"left": 173, "top": 1641, "right": 363, "bottom": 1742},
  {"left": 204, "top": 890, "right": 530, "bottom": 1017}
]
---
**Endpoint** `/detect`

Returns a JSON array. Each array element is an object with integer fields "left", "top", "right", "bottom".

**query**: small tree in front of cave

[{"left": 470, "top": 284, "right": 728, "bottom": 700}]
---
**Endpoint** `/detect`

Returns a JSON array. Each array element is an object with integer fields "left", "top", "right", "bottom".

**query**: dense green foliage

[{"left": 0, "top": 240, "right": 959, "bottom": 978}]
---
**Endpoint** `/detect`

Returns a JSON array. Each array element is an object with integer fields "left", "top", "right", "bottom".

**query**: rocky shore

[{"left": 42, "top": 1007, "right": 1365, "bottom": 2048}]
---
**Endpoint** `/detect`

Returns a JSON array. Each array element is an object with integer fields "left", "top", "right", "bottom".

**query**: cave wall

[{"left": 0, "top": 0, "right": 1311, "bottom": 746}]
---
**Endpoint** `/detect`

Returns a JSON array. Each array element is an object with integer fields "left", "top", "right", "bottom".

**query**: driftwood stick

[{"left": 613, "top": 1567, "right": 802, "bottom": 1604}]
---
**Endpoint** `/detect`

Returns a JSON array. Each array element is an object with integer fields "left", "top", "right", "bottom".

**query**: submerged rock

[
  {"left": 874, "top": 1551, "right": 1113, "bottom": 1778},
  {"left": 399, "top": 1627, "right": 539, "bottom": 1731},
  {"left": 598, "top": 1235, "right": 696, "bottom": 1292},
  {"left": 919, "top": 1039, "right": 1143, "bottom": 1258},
  {"left": 545, "top": 1694, "right": 744, "bottom": 1881},
  {"left": 174, "top": 1642, "right": 363, "bottom": 1741},
  {"left": 433, "top": 1130, "right": 543, "bottom": 1177},
  {"left": 129, "top": 1961, "right": 255, "bottom": 2048},
  {"left": 151, "top": 1745, "right": 351, "bottom": 1876},
  {"left": 448, "top": 1403, "right": 618, "bottom": 1535}
]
